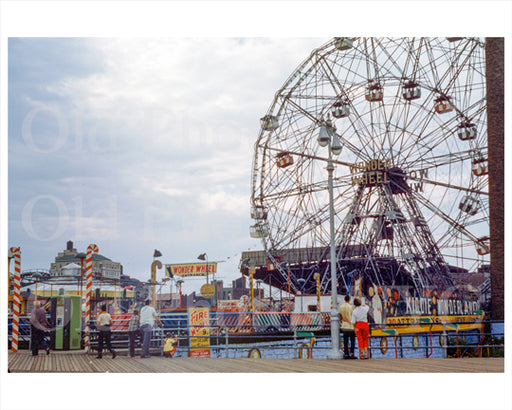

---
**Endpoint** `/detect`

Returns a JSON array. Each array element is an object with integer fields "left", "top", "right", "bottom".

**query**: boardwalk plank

[{"left": 8, "top": 351, "right": 504, "bottom": 373}]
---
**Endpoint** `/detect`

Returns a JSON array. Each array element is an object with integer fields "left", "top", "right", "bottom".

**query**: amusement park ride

[{"left": 242, "top": 37, "right": 489, "bottom": 316}]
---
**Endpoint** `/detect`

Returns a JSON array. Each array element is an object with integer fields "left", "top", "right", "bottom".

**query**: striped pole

[
  {"left": 84, "top": 244, "right": 98, "bottom": 353},
  {"left": 10, "top": 247, "right": 21, "bottom": 352}
]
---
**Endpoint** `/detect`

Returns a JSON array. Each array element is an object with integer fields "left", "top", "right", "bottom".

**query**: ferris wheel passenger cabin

[
  {"left": 402, "top": 81, "right": 421, "bottom": 101},
  {"left": 457, "top": 122, "right": 477, "bottom": 141},
  {"left": 365, "top": 83, "right": 383, "bottom": 102},
  {"left": 434, "top": 96, "right": 454, "bottom": 114},
  {"left": 476, "top": 237, "right": 490, "bottom": 256},
  {"left": 251, "top": 205, "right": 268, "bottom": 221},
  {"left": 250, "top": 223, "right": 269, "bottom": 239},
  {"left": 458, "top": 196, "right": 480, "bottom": 215},
  {"left": 472, "top": 156, "right": 488, "bottom": 176},
  {"left": 276, "top": 152, "right": 294, "bottom": 168},
  {"left": 331, "top": 100, "right": 350, "bottom": 118},
  {"left": 260, "top": 115, "right": 279, "bottom": 131},
  {"left": 334, "top": 37, "right": 353, "bottom": 51}
]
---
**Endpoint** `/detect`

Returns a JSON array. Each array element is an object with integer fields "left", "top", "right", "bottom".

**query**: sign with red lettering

[
  {"left": 188, "top": 307, "right": 210, "bottom": 357},
  {"left": 166, "top": 263, "right": 217, "bottom": 277}
]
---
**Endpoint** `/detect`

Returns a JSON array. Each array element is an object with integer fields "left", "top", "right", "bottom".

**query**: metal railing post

[
  {"left": 442, "top": 322, "right": 448, "bottom": 358},
  {"left": 293, "top": 329, "right": 297, "bottom": 358},
  {"left": 225, "top": 329, "right": 229, "bottom": 358}
]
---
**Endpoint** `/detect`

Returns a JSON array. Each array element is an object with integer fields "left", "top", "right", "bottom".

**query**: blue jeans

[{"left": 140, "top": 324, "right": 153, "bottom": 357}]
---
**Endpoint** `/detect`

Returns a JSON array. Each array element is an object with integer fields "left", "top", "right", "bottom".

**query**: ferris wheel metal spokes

[{"left": 249, "top": 37, "right": 488, "bottom": 298}]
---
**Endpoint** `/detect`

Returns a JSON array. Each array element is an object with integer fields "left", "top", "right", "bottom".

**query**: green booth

[{"left": 50, "top": 295, "right": 82, "bottom": 350}]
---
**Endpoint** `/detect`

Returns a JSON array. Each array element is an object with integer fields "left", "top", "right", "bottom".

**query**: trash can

[{"left": 50, "top": 295, "right": 82, "bottom": 350}]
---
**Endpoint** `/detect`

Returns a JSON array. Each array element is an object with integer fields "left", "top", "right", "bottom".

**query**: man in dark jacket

[{"left": 30, "top": 301, "right": 50, "bottom": 356}]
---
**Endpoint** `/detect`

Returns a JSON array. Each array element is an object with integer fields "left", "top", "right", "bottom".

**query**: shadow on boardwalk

[{"left": 7, "top": 350, "right": 504, "bottom": 373}]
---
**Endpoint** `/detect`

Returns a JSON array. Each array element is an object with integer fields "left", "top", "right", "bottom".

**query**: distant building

[{"left": 50, "top": 240, "right": 122, "bottom": 280}]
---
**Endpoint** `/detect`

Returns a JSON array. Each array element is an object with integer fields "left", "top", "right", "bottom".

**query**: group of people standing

[
  {"left": 30, "top": 296, "right": 366, "bottom": 360},
  {"left": 128, "top": 300, "right": 177, "bottom": 358},
  {"left": 339, "top": 295, "right": 370, "bottom": 360},
  {"left": 126, "top": 299, "right": 165, "bottom": 358},
  {"left": 97, "top": 299, "right": 165, "bottom": 359},
  {"left": 30, "top": 298, "right": 176, "bottom": 359}
]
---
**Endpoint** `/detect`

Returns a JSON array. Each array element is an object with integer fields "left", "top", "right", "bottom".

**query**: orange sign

[{"left": 188, "top": 307, "right": 210, "bottom": 357}]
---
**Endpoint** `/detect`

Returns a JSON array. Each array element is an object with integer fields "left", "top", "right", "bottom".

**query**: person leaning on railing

[
  {"left": 96, "top": 304, "right": 117, "bottom": 359},
  {"left": 127, "top": 309, "right": 140, "bottom": 358},
  {"left": 351, "top": 298, "right": 370, "bottom": 360}
]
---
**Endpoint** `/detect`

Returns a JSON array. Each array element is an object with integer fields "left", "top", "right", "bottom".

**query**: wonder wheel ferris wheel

[{"left": 248, "top": 37, "right": 489, "bottom": 298}]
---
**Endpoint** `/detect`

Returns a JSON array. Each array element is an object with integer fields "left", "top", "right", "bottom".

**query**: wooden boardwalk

[{"left": 8, "top": 350, "right": 504, "bottom": 373}]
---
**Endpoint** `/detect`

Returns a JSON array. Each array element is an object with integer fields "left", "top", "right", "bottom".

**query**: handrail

[{"left": 8, "top": 313, "right": 504, "bottom": 359}]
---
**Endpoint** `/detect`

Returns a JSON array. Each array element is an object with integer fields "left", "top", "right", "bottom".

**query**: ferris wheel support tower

[{"left": 485, "top": 37, "right": 504, "bottom": 321}]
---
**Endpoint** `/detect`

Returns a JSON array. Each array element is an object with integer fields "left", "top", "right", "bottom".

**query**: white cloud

[{"left": 9, "top": 37, "right": 329, "bottom": 283}]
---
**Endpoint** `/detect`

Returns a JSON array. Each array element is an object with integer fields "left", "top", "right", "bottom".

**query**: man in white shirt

[
  {"left": 339, "top": 295, "right": 356, "bottom": 359},
  {"left": 139, "top": 300, "right": 162, "bottom": 358}
]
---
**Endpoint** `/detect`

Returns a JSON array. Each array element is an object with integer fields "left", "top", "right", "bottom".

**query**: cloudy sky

[{"left": 8, "top": 36, "right": 331, "bottom": 292}]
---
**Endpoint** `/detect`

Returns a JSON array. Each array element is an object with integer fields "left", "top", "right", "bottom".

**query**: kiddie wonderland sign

[{"left": 361, "top": 286, "right": 481, "bottom": 324}]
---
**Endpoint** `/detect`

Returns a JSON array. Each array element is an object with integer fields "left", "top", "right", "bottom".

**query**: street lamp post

[
  {"left": 255, "top": 279, "right": 263, "bottom": 311},
  {"left": 314, "top": 272, "right": 321, "bottom": 312},
  {"left": 317, "top": 118, "right": 343, "bottom": 360},
  {"left": 159, "top": 277, "right": 171, "bottom": 311},
  {"left": 176, "top": 279, "right": 184, "bottom": 308},
  {"left": 8, "top": 249, "right": 13, "bottom": 299},
  {"left": 33, "top": 272, "right": 42, "bottom": 302},
  {"left": 151, "top": 249, "right": 162, "bottom": 309},
  {"left": 76, "top": 253, "right": 86, "bottom": 301},
  {"left": 197, "top": 253, "right": 209, "bottom": 283},
  {"left": 113, "top": 279, "right": 118, "bottom": 314},
  {"left": 298, "top": 278, "right": 306, "bottom": 312}
]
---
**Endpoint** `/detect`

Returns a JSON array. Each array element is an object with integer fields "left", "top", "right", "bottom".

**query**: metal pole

[
  {"left": 113, "top": 279, "right": 118, "bottom": 314},
  {"left": 250, "top": 267, "right": 255, "bottom": 314},
  {"left": 326, "top": 149, "right": 342, "bottom": 360},
  {"left": 287, "top": 269, "right": 291, "bottom": 311},
  {"left": 225, "top": 329, "right": 229, "bottom": 358},
  {"left": 8, "top": 254, "right": 13, "bottom": 299},
  {"left": 316, "top": 273, "right": 321, "bottom": 312}
]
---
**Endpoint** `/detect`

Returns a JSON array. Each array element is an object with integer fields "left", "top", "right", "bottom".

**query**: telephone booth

[{"left": 50, "top": 295, "right": 82, "bottom": 350}]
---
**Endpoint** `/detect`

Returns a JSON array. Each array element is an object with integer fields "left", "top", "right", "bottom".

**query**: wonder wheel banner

[{"left": 188, "top": 307, "right": 210, "bottom": 357}]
